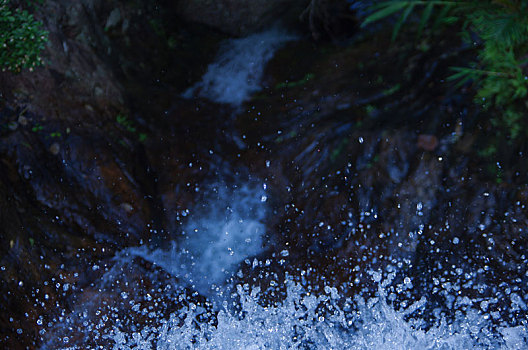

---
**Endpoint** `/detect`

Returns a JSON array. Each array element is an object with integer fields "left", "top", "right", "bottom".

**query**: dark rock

[
  {"left": 174, "top": 0, "right": 309, "bottom": 36},
  {"left": 417, "top": 134, "right": 439, "bottom": 151}
]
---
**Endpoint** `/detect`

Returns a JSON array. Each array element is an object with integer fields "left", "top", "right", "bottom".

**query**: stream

[{"left": 8, "top": 26, "right": 528, "bottom": 349}]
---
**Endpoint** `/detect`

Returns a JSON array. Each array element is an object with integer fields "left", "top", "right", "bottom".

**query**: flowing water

[
  {"left": 39, "top": 28, "right": 528, "bottom": 349},
  {"left": 130, "top": 181, "right": 268, "bottom": 300},
  {"left": 182, "top": 28, "right": 297, "bottom": 107}
]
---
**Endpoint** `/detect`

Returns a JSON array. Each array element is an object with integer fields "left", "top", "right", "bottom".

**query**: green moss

[
  {"left": 116, "top": 113, "right": 148, "bottom": 143},
  {"left": 275, "top": 73, "right": 315, "bottom": 89},
  {"left": 116, "top": 113, "right": 136, "bottom": 133},
  {"left": 382, "top": 83, "right": 401, "bottom": 96},
  {"left": 31, "top": 123, "right": 43, "bottom": 132},
  {"left": 365, "top": 104, "right": 377, "bottom": 116},
  {"left": 0, "top": 0, "right": 48, "bottom": 72}
]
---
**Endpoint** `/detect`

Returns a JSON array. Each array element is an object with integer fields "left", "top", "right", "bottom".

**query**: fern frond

[
  {"left": 431, "top": 3, "right": 457, "bottom": 31},
  {"left": 392, "top": 3, "right": 416, "bottom": 40},
  {"left": 417, "top": 2, "right": 434, "bottom": 36},
  {"left": 362, "top": 1, "right": 461, "bottom": 40},
  {"left": 363, "top": 0, "right": 528, "bottom": 139},
  {"left": 361, "top": 2, "right": 411, "bottom": 27}
]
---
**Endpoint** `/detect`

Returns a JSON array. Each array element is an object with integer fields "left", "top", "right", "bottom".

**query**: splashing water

[
  {"left": 131, "top": 182, "right": 268, "bottom": 299},
  {"left": 108, "top": 273, "right": 527, "bottom": 350},
  {"left": 182, "top": 28, "right": 297, "bottom": 107},
  {"left": 40, "top": 179, "right": 528, "bottom": 349}
]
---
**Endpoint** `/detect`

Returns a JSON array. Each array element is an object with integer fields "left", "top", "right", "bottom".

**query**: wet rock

[
  {"left": 17, "top": 115, "right": 28, "bottom": 126},
  {"left": 0, "top": 111, "right": 167, "bottom": 347},
  {"left": 300, "top": 0, "right": 359, "bottom": 41},
  {"left": 0, "top": 0, "right": 230, "bottom": 343},
  {"left": 105, "top": 8, "right": 122, "bottom": 30},
  {"left": 120, "top": 202, "right": 134, "bottom": 213},
  {"left": 175, "top": 0, "right": 309, "bottom": 36},
  {"left": 41, "top": 256, "right": 213, "bottom": 349},
  {"left": 417, "top": 134, "right": 439, "bottom": 151},
  {"left": 93, "top": 85, "right": 104, "bottom": 97},
  {"left": 7, "top": 121, "right": 17, "bottom": 131},
  {"left": 233, "top": 31, "right": 493, "bottom": 294},
  {"left": 49, "top": 142, "right": 60, "bottom": 155},
  {"left": 0, "top": 151, "right": 105, "bottom": 349}
]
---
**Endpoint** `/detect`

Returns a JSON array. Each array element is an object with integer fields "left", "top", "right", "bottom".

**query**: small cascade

[
  {"left": 182, "top": 28, "right": 297, "bottom": 107},
  {"left": 131, "top": 181, "right": 268, "bottom": 299}
]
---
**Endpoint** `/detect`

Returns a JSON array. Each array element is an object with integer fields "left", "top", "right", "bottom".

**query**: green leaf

[
  {"left": 417, "top": 2, "right": 434, "bottom": 36},
  {"left": 392, "top": 4, "right": 415, "bottom": 41},
  {"left": 447, "top": 67, "right": 476, "bottom": 79},
  {"left": 447, "top": 67, "right": 481, "bottom": 89},
  {"left": 362, "top": 2, "right": 410, "bottom": 27},
  {"left": 440, "top": 16, "right": 459, "bottom": 25},
  {"left": 432, "top": 3, "right": 455, "bottom": 31}
]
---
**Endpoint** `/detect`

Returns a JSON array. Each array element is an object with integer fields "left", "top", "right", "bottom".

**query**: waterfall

[
  {"left": 182, "top": 28, "right": 297, "bottom": 107},
  {"left": 131, "top": 181, "right": 268, "bottom": 299}
]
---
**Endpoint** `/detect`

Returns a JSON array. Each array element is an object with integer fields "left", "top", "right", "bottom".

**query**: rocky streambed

[{"left": 1, "top": 1, "right": 527, "bottom": 348}]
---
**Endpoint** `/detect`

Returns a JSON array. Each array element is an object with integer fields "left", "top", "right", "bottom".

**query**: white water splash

[
  {"left": 182, "top": 28, "right": 297, "bottom": 107},
  {"left": 39, "top": 182, "right": 528, "bottom": 349},
  {"left": 131, "top": 182, "right": 268, "bottom": 298},
  {"left": 42, "top": 248, "right": 528, "bottom": 349},
  {"left": 109, "top": 277, "right": 528, "bottom": 350}
]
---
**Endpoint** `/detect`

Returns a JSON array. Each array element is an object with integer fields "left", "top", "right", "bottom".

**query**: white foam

[
  {"left": 110, "top": 279, "right": 528, "bottom": 350},
  {"left": 41, "top": 247, "right": 528, "bottom": 349},
  {"left": 182, "top": 28, "right": 297, "bottom": 107},
  {"left": 39, "top": 181, "right": 528, "bottom": 349},
  {"left": 131, "top": 182, "right": 268, "bottom": 298}
]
